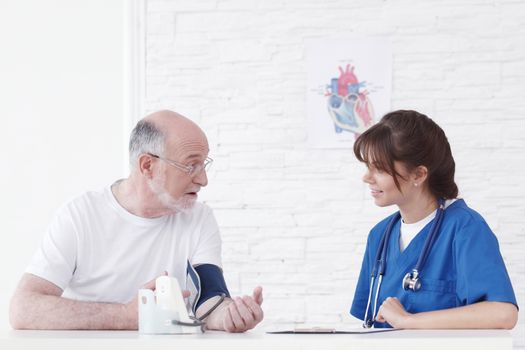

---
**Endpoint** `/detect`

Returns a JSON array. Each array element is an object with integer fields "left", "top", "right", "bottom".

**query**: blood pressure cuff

[{"left": 193, "top": 264, "right": 230, "bottom": 311}]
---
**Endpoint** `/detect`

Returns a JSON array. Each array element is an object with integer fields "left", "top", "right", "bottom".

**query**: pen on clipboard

[{"left": 293, "top": 328, "right": 336, "bottom": 333}]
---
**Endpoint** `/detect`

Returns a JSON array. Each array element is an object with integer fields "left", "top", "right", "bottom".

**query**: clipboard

[{"left": 267, "top": 327, "right": 398, "bottom": 334}]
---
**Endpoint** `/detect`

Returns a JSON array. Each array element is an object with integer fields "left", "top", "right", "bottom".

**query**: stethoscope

[{"left": 362, "top": 199, "right": 446, "bottom": 328}]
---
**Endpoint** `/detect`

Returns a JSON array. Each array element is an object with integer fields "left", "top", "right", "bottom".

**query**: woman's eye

[{"left": 368, "top": 164, "right": 381, "bottom": 173}]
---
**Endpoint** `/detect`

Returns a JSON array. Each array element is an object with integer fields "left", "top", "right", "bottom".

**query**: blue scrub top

[{"left": 350, "top": 199, "right": 518, "bottom": 328}]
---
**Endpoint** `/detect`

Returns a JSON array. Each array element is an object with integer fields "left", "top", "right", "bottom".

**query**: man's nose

[{"left": 193, "top": 168, "right": 208, "bottom": 187}]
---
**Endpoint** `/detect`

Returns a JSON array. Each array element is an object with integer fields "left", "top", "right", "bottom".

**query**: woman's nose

[{"left": 362, "top": 170, "right": 373, "bottom": 184}]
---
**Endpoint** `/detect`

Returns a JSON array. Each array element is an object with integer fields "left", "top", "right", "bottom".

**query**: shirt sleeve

[
  {"left": 454, "top": 216, "right": 518, "bottom": 308},
  {"left": 190, "top": 205, "right": 223, "bottom": 268},
  {"left": 25, "top": 204, "right": 78, "bottom": 290}
]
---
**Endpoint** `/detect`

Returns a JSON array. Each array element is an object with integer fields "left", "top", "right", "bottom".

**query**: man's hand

[
  {"left": 222, "top": 286, "right": 264, "bottom": 333},
  {"left": 200, "top": 286, "right": 264, "bottom": 332},
  {"left": 375, "top": 296, "right": 412, "bottom": 328}
]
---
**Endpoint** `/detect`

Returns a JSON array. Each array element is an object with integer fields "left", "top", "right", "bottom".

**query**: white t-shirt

[
  {"left": 399, "top": 199, "right": 457, "bottom": 252},
  {"left": 26, "top": 184, "right": 222, "bottom": 304}
]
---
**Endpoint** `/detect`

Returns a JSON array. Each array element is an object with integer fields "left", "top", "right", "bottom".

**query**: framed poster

[{"left": 306, "top": 38, "right": 392, "bottom": 148}]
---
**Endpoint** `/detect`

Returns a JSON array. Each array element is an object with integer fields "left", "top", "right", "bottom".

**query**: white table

[{"left": 0, "top": 329, "right": 513, "bottom": 350}]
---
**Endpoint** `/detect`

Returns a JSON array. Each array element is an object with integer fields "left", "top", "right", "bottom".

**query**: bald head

[
  {"left": 143, "top": 110, "right": 197, "bottom": 133},
  {"left": 128, "top": 110, "right": 208, "bottom": 168}
]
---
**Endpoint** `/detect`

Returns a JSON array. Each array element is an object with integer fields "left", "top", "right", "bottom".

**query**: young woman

[{"left": 350, "top": 110, "right": 518, "bottom": 329}]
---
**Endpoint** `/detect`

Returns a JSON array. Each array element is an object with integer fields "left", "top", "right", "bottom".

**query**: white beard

[{"left": 148, "top": 175, "right": 196, "bottom": 213}]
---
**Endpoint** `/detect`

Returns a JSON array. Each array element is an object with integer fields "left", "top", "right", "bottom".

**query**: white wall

[
  {"left": 143, "top": 0, "right": 525, "bottom": 338},
  {"left": 1, "top": 0, "right": 524, "bottom": 343},
  {"left": 0, "top": 0, "right": 126, "bottom": 330}
]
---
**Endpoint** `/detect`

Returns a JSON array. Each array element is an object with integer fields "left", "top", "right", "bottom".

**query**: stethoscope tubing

[
  {"left": 363, "top": 213, "right": 398, "bottom": 328},
  {"left": 362, "top": 199, "right": 446, "bottom": 328},
  {"left": 413, "top": 200, "right": 445, "bottom": 273}
]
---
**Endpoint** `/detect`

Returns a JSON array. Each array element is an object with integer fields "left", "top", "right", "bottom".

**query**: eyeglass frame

[{"left": 146, "top": 153, "right": 213, "bottom": 176}]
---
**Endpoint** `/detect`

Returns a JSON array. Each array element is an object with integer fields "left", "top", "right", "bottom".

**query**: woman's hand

[{"left": 375, "top": 297, "right": 413, "bottom": 328}]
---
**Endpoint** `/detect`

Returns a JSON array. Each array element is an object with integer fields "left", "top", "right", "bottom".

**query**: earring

[{"left": 414, "top": 183, "right": 418, "bottom": 187}]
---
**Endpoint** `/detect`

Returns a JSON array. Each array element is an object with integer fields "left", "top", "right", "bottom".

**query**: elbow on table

[
  {"left": 9, "top": 294, "right": 32, "bottom": 330},
  {"left": 10, "top": 316, "right": 26, "bottom": 330},
  {"left": 496, "top": 303, "right": 518, "bottom": 330}
]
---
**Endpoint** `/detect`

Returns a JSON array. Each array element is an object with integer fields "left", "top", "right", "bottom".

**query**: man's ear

[
  {"left": 138, "top": 154, "right": 155, "bottom": 178},
  {"left": 413, "top": 165, "right": 429, "bottom": 184}
]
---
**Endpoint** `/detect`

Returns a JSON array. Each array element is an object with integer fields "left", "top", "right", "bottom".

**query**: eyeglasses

[{"left": 147, "top": 153, "right": 213, "bottom": 177}]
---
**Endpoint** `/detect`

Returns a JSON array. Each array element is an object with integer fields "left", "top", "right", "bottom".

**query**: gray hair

[{"left": 128, "top": 120, "right": 165, "bottom": 168}]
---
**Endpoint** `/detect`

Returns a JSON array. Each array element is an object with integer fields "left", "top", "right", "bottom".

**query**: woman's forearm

[{"left": 403, "top": 301, "right": 517, "bottom": 329}]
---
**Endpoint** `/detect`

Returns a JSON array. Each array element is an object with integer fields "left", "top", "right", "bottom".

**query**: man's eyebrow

[{"left": 184, "top": 153, "right": 209, "bottom": 161}]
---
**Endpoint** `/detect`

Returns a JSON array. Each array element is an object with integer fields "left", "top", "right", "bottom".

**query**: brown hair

[{"left": 353, "top": 110, "right": 458, "bottom": 199}]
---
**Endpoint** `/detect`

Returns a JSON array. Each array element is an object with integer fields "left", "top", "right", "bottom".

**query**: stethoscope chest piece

[
  {"left": 363, "top": 319, "right": 374, "bottom": 328},
  {"left": 402, "top": 270, "right": 422, "bottom": 291}
]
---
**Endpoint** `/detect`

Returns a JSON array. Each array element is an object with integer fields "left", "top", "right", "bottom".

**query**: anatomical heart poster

[{"left": 306, "top": 38, "right": 392, "bottom": 148}]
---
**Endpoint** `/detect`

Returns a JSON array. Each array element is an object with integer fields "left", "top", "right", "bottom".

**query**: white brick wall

[{"left": 143, "top": 0, "right": 525, "bottom": 339}]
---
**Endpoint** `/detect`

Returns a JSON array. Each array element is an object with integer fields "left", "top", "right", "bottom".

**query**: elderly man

[{"left": 9, "top": 110, "right": 263, "bottom": 332}]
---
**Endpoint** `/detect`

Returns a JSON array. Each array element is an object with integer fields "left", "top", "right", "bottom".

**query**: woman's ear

[{"left": 412, "top": 165, "right": 429, "bottom": 186}]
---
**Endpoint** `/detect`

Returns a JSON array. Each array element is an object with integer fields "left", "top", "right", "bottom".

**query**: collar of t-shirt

[
  {"left": 105, "top": 181, "right": 169, "bottom": 227},
  {"left": 399, "top": 199, "right": 457, "bottom": 252}
]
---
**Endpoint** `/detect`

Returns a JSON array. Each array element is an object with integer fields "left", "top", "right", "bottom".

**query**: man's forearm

[{"left": 10, "top": 291, "right": 134, "bottom": 330}]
